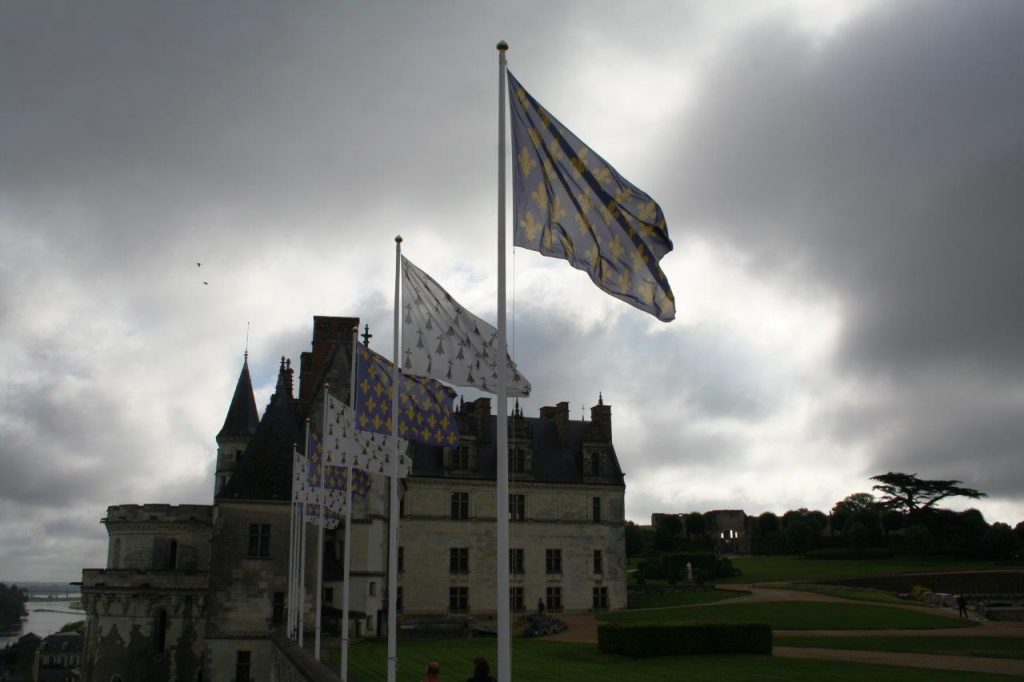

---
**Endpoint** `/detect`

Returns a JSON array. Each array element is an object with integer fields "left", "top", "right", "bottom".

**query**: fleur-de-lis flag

[
  {"left": 508, "top": 71, "right": 676, "bottom": 322},
  {"left": 354, "top": 344, "right": 459, "bottom": 448},
  {"left": 401, "top": 256, "right": 531, "bottom": 397}
]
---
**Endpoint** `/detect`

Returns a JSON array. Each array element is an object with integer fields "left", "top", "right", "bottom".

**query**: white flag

[
  {"left": 294, "top": 448, "right": 348, "bottom": 527},
  {"left": 401, "top": 256, "right": 531, "bottom": 397},
  {"left": 325, "top": 395, "right": 413, "bottom": 478}
]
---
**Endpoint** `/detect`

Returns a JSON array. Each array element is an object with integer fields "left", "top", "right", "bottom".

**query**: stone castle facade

[{"left": 79, "top": 315, "right": 627, "bottom": 681}]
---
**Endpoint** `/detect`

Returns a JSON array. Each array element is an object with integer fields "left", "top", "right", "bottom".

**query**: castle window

[
  {"left": 545, "top": 549, "right": 562, "bottom": 574},
  {"left": 236, "top": 651, "right": 251, "bottom": 682},
  {"left": 509, "top": 548, "right": 524, "bottom": 574},
  {"left": 509, "top": 493, "right": 525, "bottom": 522},
  {"left": 510, "top": 587, "right": 524, "bottom": 611},
  {"left": 398, "top": 546, "right": 404, "bottom": 573},
  {"left": 153, "top": 608, "right": 167, "bottom": 653},
  {"left": 168, "top": 539, "right": 178, "bottom": 569},
  {"left": 448, "top": 586, "right": 469, "bottom": 612},
  {"left": 510, "top": 448, "right": 527, "bottom": 474},
  {"left": 369, "top": 582, "right": 377, "bottom": 597},
  {"left": 589, "top": 451, "right": 604, "bottom": 476},
  {"left": 272, "top": 592, "right": 284, "bottom": 624},
  {"left": 450, "top": 492, "right": 469, "bottom": 520},
  {"left": 545, "top": 586, "right": 562, "bottom": 611},
  {"left": 451, "top": 444, "right": 471, "bottom": 470},
  {"left": 247, "top": 524, "right": 271, "bottom": 558},
  {"left": 593, "top": 550, "right": 603, "bottom": 574},
  {"left": 324, "top": 587, "right": 334, "bottom": 603},
  {"left": 593, "top": 586, "right": 609, "bottom": 610},
  {"left": 449, "top": 547, "right": 469, "bottom": 574},
  {"left": 592, "top": 497, "right": 602, "bottom": 523},
  {"left": 397, "top": 586, "right": 403, "bottom": 613},
  {"left": 111, "top": 538, "right": 121, "bottom": 569}
]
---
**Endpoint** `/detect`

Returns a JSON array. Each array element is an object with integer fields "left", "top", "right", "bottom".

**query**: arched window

[
  {"left": 153, "top": 608, "right": 167, "bottom": 653},
  {"left": 168, "top": 539, "right": 178, "bottom": 570},
  {"left": 112, "top": 538, "right": 121, "bottom": 568}
]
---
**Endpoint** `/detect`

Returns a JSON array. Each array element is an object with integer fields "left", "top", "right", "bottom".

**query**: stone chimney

[
  {"left": 472, "top": 397, "right": 492, "bottom": 442},
  {"left": 298, "top": 316, "right": 359, "bottom": 402},
  {"left": 539, "top": 401, "right": 570, "bottom": 446},
  {"left": 589, "top": 393, "right": 611, "bottom": 443}
]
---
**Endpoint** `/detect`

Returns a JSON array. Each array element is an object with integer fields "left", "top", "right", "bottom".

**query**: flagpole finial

[
  {"left": 395, "top": 235, "right": 403, "bottom": 244},
  {"left": 497, "top": 40, "right": 508, "bottom": 51}
]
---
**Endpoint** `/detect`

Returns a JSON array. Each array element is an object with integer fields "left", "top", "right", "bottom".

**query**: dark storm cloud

[{"left": 661, "top": 1, "right": 1024, "bottom": 492}]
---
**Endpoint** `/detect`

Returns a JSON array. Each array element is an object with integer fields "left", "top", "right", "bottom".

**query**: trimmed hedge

[
  {"left": 637, "top": 553, "right": 723, "bottom": 581},
  {"left": 597, "top": 622, "right": 772, "bottom": 657},
  {"left": 804, "top": 547, "right": 895, "bottom": 560}
]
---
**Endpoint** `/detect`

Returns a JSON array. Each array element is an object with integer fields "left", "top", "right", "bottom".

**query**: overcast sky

[{"left": 2, "top": 0, "right": 1023, "bottom": 581}]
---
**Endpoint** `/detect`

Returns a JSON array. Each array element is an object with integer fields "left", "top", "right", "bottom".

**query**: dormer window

[{"left": 451, "top": 444, "right": 470, "bottom": 470}]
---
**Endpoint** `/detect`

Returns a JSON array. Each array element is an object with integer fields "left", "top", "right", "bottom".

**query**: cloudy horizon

[{"left": 2, "top": 0, "right": 1023, "bottom": 581}]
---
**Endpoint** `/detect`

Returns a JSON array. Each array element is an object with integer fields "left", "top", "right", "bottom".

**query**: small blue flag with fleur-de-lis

[{"left": 508, "top": 71, "right": 675, "bottom": 322}]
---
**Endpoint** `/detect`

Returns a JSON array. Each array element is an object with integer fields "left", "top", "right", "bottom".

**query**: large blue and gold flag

[
  {"left": 508, "top": 71, "right": 675, "bottom": 322},
  {"left": 354, "top": 345, "right": 459, "bottom": 447}
]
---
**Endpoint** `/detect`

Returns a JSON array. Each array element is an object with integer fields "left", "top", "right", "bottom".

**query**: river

[{"left": 0, "top": 599, "right": 85, "bottom": 647}]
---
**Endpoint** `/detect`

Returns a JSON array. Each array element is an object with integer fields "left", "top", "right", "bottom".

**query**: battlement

[{"left": 103, "top": 504, "right": 213, "bottom": 526}]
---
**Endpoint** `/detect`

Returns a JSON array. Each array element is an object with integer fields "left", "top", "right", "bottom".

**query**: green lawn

[
  {"left": 341, "top": 638, "right": 1009, "bottom": 681},
  {"left": 721, "top": 556, "right": 1003, "bottom": 584},
  {"left": 599, "top": 601, "right": 978, "bottom": 630},
  {"left": 776, "top": 635, "right": 1024, "bottom": 660},
  {"left": 628, "top": 588, "right": 748, "bottom": 609}
]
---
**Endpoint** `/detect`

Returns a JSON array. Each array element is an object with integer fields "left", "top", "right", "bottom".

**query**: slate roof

[
  {"left": 217, "top": 362, "right": 303, "bottom": 503},
  {"left": 409, "top": 415, "right": 625, "bottom": 486},
  {"left": 217, "top": 358, "right": 260, "bottom": 439}
]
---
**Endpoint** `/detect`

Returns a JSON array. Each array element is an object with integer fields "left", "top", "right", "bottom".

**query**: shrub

[
  {"left": 909, "top": 585, "right": 931, "bottom": 601},
  {"left": 598, "top": 622, "right": 772, "bottom": 657}
]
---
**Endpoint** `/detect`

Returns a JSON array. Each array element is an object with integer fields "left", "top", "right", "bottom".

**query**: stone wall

[
  {"left": 399, "top": 477, "right": 627, "bottom": 615},
  {"left": 269, "top": 631, "right": 342, "bottom": 682}
]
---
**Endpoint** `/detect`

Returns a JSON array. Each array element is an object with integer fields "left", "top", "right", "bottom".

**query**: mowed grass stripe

[
  {"left": 628, "top": 588, "right": 749, "bottom": 609},
  {"left": 600, "top": 601, "right": 978, "bottom": 630},
  {"left": 719, "top": 555, "right": 1003, "bottom": 584},
  {"left": 776, "top": 635, "right": 1024, "bottom": 660},
  {"left": 342, "top": 638, "right": 1009, "bottom": 681}
]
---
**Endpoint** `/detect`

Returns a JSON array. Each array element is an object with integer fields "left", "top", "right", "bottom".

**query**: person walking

[{"left": 466, "top": 656, "right": 496, "bottom": 682}]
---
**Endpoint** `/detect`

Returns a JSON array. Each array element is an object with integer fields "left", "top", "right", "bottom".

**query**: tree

[
  {"left": 831, "top": 492, "right": 877, "bottom": 531},
  {"left": 653, "top": 514, "right": 682, "bottom": 553},
  {"left": 784, "top": 519, "right": 815, "bottom": 554},
  {"left": 871, "top": 472, "right": 986, "bottom": 513},
  {"left": 756, "top": 512, "right": 780, "bottom": 536},
  {"left": 982, "top": 522, "right": 1020, "bottom": 560},
  {"left": 0, "top": 583, "right": 27, "bottom": 626}
]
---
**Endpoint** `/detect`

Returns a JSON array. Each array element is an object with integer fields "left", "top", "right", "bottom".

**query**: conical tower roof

[
  {"left": 217, "top": 358, "right": 302, "bottom": 502},
  {"left": 217, "top": 356, "right": 260, "bottom": 440}
]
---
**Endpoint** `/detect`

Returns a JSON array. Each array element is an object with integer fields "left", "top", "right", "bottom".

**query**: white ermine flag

[
  {"left": 325, "top": 395, "right": 412, "bottom": 478},
  {"left": 401, "top": 256, "right": 531, "bottom": 397}
]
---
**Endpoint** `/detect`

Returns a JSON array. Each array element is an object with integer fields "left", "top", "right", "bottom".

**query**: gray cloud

[{"left": 3, "top": 0, "right": 1024, "bottom": 580}]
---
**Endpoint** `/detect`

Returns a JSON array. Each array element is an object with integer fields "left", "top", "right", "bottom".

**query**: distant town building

[{"left": 80, "top": 315, "right": 627, "bottom": 681}]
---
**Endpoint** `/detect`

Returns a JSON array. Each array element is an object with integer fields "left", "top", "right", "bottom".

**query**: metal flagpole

[
  {"left": 340, "top": 326, "right": 358, "bottom": 681},
  {"left": 288, "top": 446, "right": 298, "bottom": 639},
  {"left": 387, "top": 235, "right": 402, "bottom": 682},
  {"left": 300, "top": 418, "right": 311, "bottom": 648},
  {"left": 495, "top": 39, "right": 512, "bottom": 682},
  {"left": 315, "top": 389, "right": 329, "bottom": 660}
]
